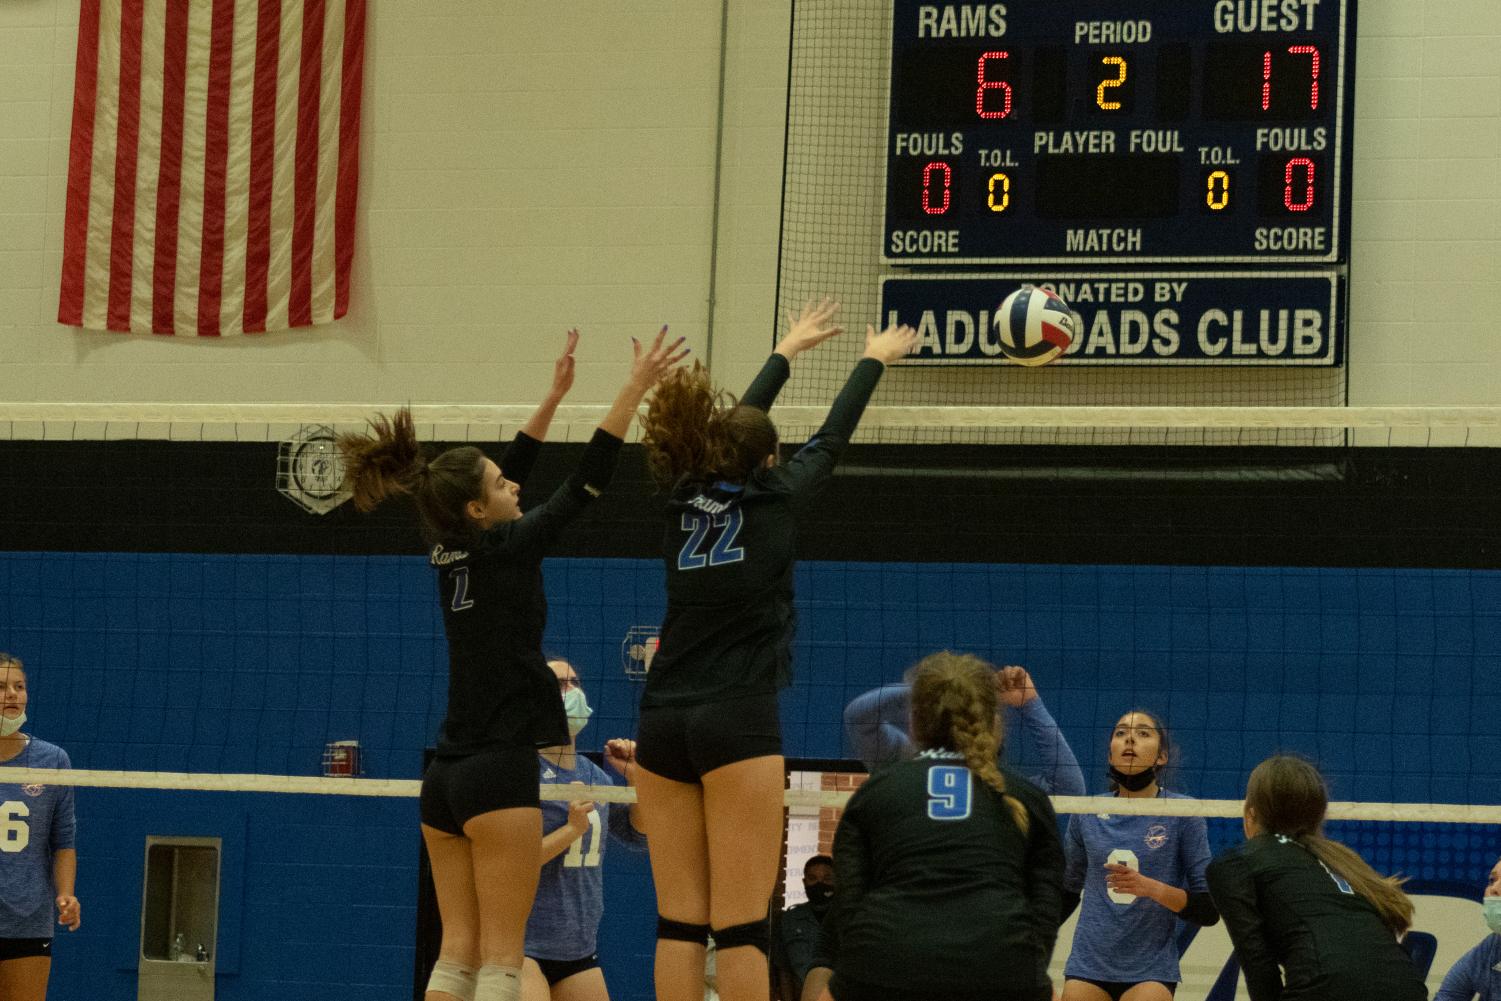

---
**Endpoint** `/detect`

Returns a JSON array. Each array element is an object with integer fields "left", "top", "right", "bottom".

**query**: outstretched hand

[
  {"left": 996, "top": 666, "right": 1038, "bottom": 708},
  {"left": 862, "top": 322, "right": 919, "bottom": 364},
  {"left": 776, "top": 298, "right": 844, "bottom": 360},
  {"left": 550, "top": 328, "right": 579, "bottom": 399},
  {"left": 629, "top": 326, "right": 690, "bottom": 390}
]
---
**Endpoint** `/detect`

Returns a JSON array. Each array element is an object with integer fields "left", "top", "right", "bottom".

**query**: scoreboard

[{"left": 882, "top": 0, "right": 1355, "bottom": 265}]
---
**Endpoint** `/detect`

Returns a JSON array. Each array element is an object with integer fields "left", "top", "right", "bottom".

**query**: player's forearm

[
  {"left": 540, "top": 827, "right": 583, "bottom": 864},
  {"left": 520, "top": 393, "right": 564, "bottom": 442},
  {"left": 1150, "top": 881, "right": 1188, "bottom": 912},
  {"left": 53, "top": 849, "right": 77, "bottom": 896}
]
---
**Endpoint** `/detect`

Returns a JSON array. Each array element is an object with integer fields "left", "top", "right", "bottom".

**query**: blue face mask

[
  {"left": 1483, "top": 896, "right": 1501, "bottom": 935},
  {"left": 563, "top": 686, "right": 592, "bottom": 738}
]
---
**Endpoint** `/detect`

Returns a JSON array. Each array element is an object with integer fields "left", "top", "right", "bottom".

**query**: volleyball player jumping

[
  {"left": 339, "top": 329, "right": 684, "bottom": 1001},
  {"left": 1060, "top": 710, "right": 1218, "bottom": 1001},
  {"left": 632, "top": 301, "right": 916, "bottom": 1001}
]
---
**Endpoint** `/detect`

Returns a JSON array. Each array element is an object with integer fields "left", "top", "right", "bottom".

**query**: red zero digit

[
  {"left": 976, "top": 51, "right": 1013, "bottom": 119},
  {"left": 922, "top": 161, "right": 952, "bottom": 215},
  {"left": 1284, "top": 157, "right": 1315, "bottom": 212}
]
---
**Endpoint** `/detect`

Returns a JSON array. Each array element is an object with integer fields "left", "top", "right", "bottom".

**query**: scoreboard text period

[{"left": 884, "top": 1, "right": 1356, "bottom": 265}]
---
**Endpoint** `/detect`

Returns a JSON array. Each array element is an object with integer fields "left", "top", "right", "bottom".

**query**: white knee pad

[
  {"left": 474, "top": 965, "right": 521, "bottom": 1001},
  {"left": 427, "top": 959, "right": 477, "bottom": 1001}
]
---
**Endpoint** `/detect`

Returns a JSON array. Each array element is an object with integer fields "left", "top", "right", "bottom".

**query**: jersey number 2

[
  {"left": 926, "top": 766, "right": 972, "bottom": 820},
  {"left": 677, "top": 510, "right": 745, "bottom": 570},
  {"left": 1, "top": 801, "right": 30, "bottom": 853},
  {"left": 563, "top": 811, "right": 601, "bottom": 868},
  {"left": 449, "top": 566, "right": 474, "bottom": 612}
]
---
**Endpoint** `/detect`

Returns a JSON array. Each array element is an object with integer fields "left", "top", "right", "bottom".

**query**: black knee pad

[
  {"left": 657, "top": 915, "right": 710, "bottom": 945},
  {"left": 712, "top": 915, "right": 770, "bottom": 955}
]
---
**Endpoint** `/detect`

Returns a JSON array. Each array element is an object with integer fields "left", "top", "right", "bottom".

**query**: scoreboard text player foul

[{"left": 880, "top": 0, "right": 1354, "bottom": 365}]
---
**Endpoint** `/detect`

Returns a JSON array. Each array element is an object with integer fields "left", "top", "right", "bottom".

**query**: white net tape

[
  {"left": 8, "top": 768, "right": 1499, "bottom": 822},
  {"left": 2, "top": 404, "right": 1500, "bottom": 444}
]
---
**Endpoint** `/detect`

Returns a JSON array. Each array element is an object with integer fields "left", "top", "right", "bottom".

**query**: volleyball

[{"left": 997, "top": 285, "right": 1075, "bottom": 366}]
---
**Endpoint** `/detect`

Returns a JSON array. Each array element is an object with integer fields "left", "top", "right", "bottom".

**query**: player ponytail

[
  {"left": 909, "top": 651, "right": 1030, "bottom": 835},
  {"left": 1246, "top": 754, "right": 1414, "bottom": 934},
  {"left": 641, "top": 362, "right": 777, "bottom": 488},
  {"left": 337, "top": 408, "right": 488, "bottom": 544}
]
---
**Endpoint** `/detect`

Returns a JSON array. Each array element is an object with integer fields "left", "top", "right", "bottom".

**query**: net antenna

[{"left": 622, "top": 626, "right": 660, "bottom": 680}]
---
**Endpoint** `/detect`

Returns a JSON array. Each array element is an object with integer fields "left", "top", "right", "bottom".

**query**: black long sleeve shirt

[{"left": 1207, "top": 835, "right": 1428, "bottom": 1001}]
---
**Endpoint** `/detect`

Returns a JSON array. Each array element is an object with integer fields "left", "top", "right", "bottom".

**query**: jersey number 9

[{"left": 926, "top": 766, "right": 973, "bottom": 821}]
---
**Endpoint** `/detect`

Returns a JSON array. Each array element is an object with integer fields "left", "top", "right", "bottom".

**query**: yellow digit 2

[
  {"left": 988, "top": 173, "right": 1011, "bottom": 213},
  {"left": 1097, "top": 56, "right": 1127, "bottom": 110}
]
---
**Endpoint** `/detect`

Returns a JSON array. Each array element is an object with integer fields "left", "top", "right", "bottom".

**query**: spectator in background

[
  {"left": 521, "top": 657, "right": 647, "bottom": 1001},
  {"left": 0, "top": 653, "right": 80, "bottom": 1001},
  {"left": 843, "top": 664, "right": 1085, "bottom": 795},
  {"left": 774, "top": 855, "right": 836, "bottom": 998},
  {"left": 1434, "top": 854, "right": 1501, "bottom": 1001}
]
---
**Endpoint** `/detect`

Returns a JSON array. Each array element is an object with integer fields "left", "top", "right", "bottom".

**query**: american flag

[{"left": 58, "top": 0, "right": 366, "bottom": 337}]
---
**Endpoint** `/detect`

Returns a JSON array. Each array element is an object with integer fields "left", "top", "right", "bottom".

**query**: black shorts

[
  {"left": 420, "top": 744, "right": 540, "bottom": 835},
  {"left": 829, "top": 974, "right": 1048, "bottom": 1001},
  {"left": 635, "top": 693, "right": 782, "bottom": 784},
  {"left": 529, "top": 953, "right": 599, "bottom": 986},
  {"left": 0, "top": 938, "right": 52, "bottom": 961},
  {"left": 1069, "top": 978, "right": 1177, "bottom": 1001}
]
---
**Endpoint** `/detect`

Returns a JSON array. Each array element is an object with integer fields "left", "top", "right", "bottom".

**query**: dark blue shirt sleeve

[
  {"left": 499, "top": 431, "right": 543, "bottom": 487},
  {"left": 479, "top": 430, "right": 622, "bottom": 559},
  {"left": 741, "top": 353, "right": 791, "bottom": 411},
  {"left": 843, "top": 684, "right": 914, "bottom": 768},
  {"left": 774, "top": 358, "right": 884, "bottom": 499},
  {"left": 1208, "top": 851, "right": 1284, "bottom": 1001}
]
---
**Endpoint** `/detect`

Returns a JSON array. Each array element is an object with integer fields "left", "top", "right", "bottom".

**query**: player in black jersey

[
  {"left": 1207, "top": 755, "right": 1428, "bottom": 1001},
  {"left": 631, "top": 301, "right": 917, "bottom": 1001},
  {"left": 824, "top": 652, "right": 1063, "bottom": 1001},
  {"left": 339, "top": 329, "right": 685, "bottom": 1001}
]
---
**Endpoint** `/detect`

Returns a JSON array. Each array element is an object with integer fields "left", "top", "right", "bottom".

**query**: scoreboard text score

[{"left": 883, "top": 0, "right": 1355, "bottom": 264}]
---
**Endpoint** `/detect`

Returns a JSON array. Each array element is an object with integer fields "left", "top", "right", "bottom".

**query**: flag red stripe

[
  {"left": 333, "top": 0, "right": 364, "bottom": 319},
  {"left": 105, "top": 0, "right": 145, "bottom": 331},
  {"left": 59, "top": 0, "right": 103, "bottom": 326},
  {"left": 196, "top": 0, "right": 237, "bottom": 337},
  {"left": 151, "top": 0, "right": 190, "bottom": 334},
  {"left": 243, "top": 0, "right": 280, "bottom": 334},
  {"left": 290, "top": 0, "right": 324, "bottom": 328}
]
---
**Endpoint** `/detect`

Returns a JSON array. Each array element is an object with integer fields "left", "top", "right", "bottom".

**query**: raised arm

[
  {"left": 742, "top": 299, "right": 844, "bottom": 411},
  {"left": 843, "top": 684, "right": 915, "bottom": 768},
  {"left": 777, "top": 322, "right": 917, "bottom": 495},
  {"left": 500, "top": 329, "right": 580, "bottom": 488},
  {"left": 997, "top": 667, "right": 1085, "bottom": 796}
]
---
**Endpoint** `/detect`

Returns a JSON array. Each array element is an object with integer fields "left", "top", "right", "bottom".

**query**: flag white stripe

[
  {"left": 81, "top": 0, "right": 123, "bottom": 333},
  {"left": 128, "top": 0, "right": 167, "bottom": 334},
  {"left": 172, "top": 0, "right": 214, "bottom": 335},
  {"left": 264, "top": 0, "right": 301, "bottom": 333},
  {"left": 219, "top": 0, "right": 259, "bottom": 334},
  {"left": 310, "top": 0, "right": 343, "bottom": 324}
]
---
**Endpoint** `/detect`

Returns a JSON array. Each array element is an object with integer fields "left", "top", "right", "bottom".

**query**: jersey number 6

[
  {"left": 1106, "top": 848, "right": 1140, "bottom": 904},
  {"left": 1, "top": 801, "right": 30, "bottom": 853},
  {"left": 677, "top": 510, "right": 746, "bottom": 570}
]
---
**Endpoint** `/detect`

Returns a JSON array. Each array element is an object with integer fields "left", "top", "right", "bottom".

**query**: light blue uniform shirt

[
  {"left": 1063, "top": 791, "right": 1211, "bottom": 985},
  {"left": 1437, "top": 933, "right": 1501, "bottom": 1001},
  {"left": 0, "top": 738, "right": 76, "bottom": 939},
  {"left": 524, "top": 754, "right": 646, "bottom": 961}
]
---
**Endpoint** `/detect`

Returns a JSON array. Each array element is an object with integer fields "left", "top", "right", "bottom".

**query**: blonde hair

[
  {"left": 1246, "top": 755, "right": 1414, "bottom": 934},
  {"left": 909, "top": 652, "right": 1029, "bottom": 835},
  {"left": 640, "top": 362, "right": 777, "bottom": 488}
]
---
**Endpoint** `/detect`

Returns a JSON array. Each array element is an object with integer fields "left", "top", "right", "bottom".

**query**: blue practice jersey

[
  {"left": 1436, "top": 933, "right": 1501, "bottom": 1001},
  {"left": 524, "top": 754, "right": 646, "bottom": 961},
  {"left": 1063, "top": 791, "right": 1211, "bottom": 985},
  {"left": 0, "top": 737, "right": 76, "bottom": 939}
]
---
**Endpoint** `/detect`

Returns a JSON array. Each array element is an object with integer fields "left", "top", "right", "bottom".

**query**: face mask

[
  {"left": 805, "top": 883, "right": 835, "bottom": 908},
  {"left": 562, "top": 686, "right": 591, "bottom": 738},
  {"left": 1108, "top": 764, "right": 1157, "bottom": 792},
  {"left": 1483, "top": 896, "right": 1501, "bottom": 935},
  {"left": 0, "top": 712, "right": 25, "bottom": 737}
]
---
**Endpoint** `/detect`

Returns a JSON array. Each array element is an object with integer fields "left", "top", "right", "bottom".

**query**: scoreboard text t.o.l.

[{"left": 883, "top": 0, "right": 1356, "bottom": 265}]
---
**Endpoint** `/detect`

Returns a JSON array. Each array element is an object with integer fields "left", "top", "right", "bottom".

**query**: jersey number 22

[{"left": 677, "top": 510, "right": 745, "bottom": 570}]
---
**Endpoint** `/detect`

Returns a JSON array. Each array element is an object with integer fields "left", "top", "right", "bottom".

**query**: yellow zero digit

[
  {"left": 1096, "top": 56, "right": 1127, "bottom": 110},
  {"left": 988, "top": 172, "right": 1011, "bottom": 213},
  {"left": 1206, "top": 170, "right": 1231, "bottom": 210}
]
